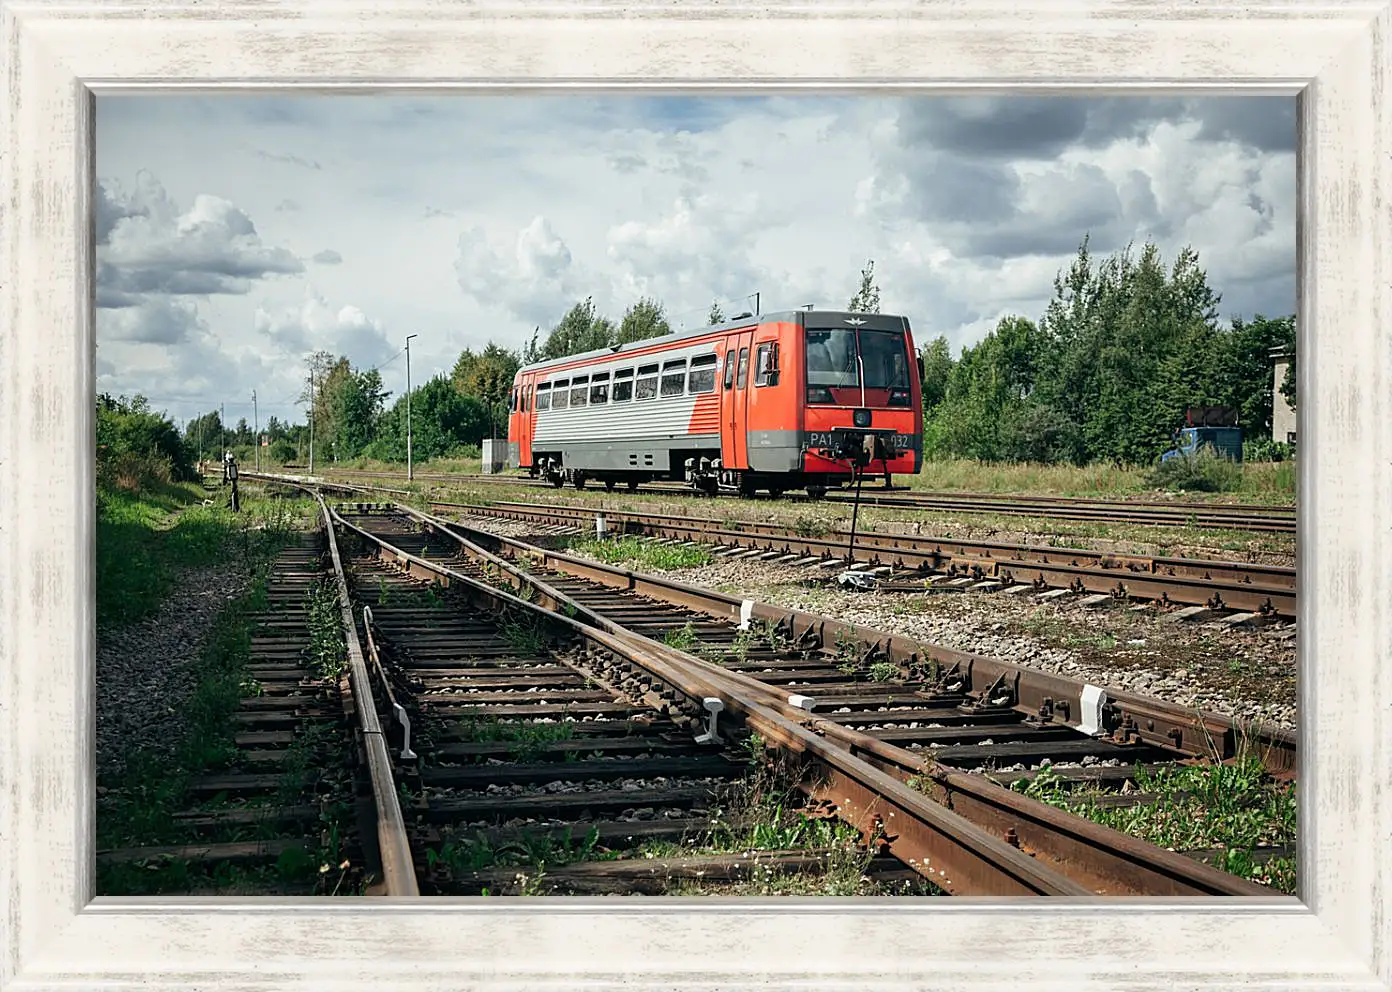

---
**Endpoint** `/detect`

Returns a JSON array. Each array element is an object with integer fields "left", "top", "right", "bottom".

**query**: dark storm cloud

[
  {"left": 896, "top": 96, "right": 1293, "bottom": 162},
  {"left": 1191, "top": 97, "right": 1297, "bottom": 153},
  {"left": 881, "top": 96, "right": 1291, "bottom": 265},
  {"left": 902, "top": 154, "right": 1020, "bottom": 223}
]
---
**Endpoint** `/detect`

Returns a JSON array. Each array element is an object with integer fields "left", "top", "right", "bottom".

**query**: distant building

[{"left": 1270, "top": 346, "right": 1296, "bottom": 444}]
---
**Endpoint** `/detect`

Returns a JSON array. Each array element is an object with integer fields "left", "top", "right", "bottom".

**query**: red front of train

[{"left": 505, "top": 309, "right": 923, "bottom": 497}]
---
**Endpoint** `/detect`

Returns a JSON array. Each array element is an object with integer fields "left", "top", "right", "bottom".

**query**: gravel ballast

[
  {"left": 96, "top": 562, "right": 254, "bottom": 784},
  {"left": 448, "top": 513, "right": 1298, "bottom": 734}
]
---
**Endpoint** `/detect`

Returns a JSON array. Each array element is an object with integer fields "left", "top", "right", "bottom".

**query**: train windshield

[{"left": 805, "top": 328, "right": 910, "bottom": 405}]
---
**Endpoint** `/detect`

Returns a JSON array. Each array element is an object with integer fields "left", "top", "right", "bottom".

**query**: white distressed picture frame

[{"left": 2, "top": 1, "right": 1388, "bottom": 988}]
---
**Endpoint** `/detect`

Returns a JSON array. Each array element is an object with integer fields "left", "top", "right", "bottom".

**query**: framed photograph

[{"left": 3, "top": 1, "right": 1389, "bottom": 989}]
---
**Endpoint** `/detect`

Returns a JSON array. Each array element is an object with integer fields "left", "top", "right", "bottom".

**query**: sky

[{"left": 94, "top": 94, "right": 1296, "bottom": 429}]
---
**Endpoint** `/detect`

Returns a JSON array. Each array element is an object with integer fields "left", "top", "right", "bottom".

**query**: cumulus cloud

[
  {"left": 253, "top": 287, "right": 394, "bottom": 367},
  {"left": 605, "top": 192, "right": 767, "bottom": 311},
  {"left": 455, "top": 216, "right": 585, "bottom": 325},
  {"left": 94, "top": 94, "right": 1296, "bottom": 421},
  {"left": 97, "top": 172, "right": 303, "bottom": 300},
  {"left": 859, "top": 96, "right": 1296, "bottom": 339},
  {"left": 95, "top": 171, "right": 304, "bottom": 350},
  {"left": 312, "top": 249, "right": 343, "bottom": 264},
  {"left": 98, "top": 296, "right": 205, "bottom": 346}
]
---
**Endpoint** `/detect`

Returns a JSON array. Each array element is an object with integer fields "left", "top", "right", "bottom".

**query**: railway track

[
  {"left": 343, "top": 515, "right": 937, "bottom": 896},
  {"left": 96, "top": 525, "right": 413, "bottom": 896},
  {"left": 267, "top": 475, "right": 1296, "bottom": 622},
  {"left": 282, "top": 482, "right": 1294, "bottom": 897},
  {"left": 301, "top": 466, "right": 1297, "bottom": 534}
]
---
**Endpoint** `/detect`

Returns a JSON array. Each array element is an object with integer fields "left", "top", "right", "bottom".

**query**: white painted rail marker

[
  {"left": 595, "top": 513, "right": 606, "bottom": 538},
  {"left": 738, "top": 599, "right": 754, "bottom": 630},
  {"left": 1078, "top": 684, "right": 1107, "bottom": 736},
  {"left": 694, "top": 697, "right": 725, "bottom": 744}
]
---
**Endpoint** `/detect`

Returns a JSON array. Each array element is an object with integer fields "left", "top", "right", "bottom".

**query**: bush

[
  {"left": 1146, "top": 448, "right": 1244, "bottom": 493},
  {"left": 1243, "top": 439, "right": 1296, "bottom": 463}
]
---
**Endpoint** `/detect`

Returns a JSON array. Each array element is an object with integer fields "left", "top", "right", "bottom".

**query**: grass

[
  {"left": 96, "top": 479, "right": 317, "bottom": 629},
  {"left": 423, "top": 730, "right": 938, "bottom": 897},
  {"left": 311, "top": 448, "right": 1297, "bottom": 504},
  {"left": 911, "top": 456, "right": 1295, "bottom": 503},
  {"left": 95, "top": 476, "right": 357, "bottom": 896},
  {"left": 453, "top": 716, "right": 577, "bottom": 762},
  {"left": 567, "top": 535, "right": 712, "bottom": 571},
  {"left": 1010, "top": 755, "right": 1297, "bottom": 893}
]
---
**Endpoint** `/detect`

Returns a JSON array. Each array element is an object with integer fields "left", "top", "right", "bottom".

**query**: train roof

[{"left": 515, "top": 309, "right": 912, "bottom": 376}]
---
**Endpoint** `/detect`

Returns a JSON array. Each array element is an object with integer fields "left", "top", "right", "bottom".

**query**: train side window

[
  {"left": 552, "top": 379, "right": 570, "bottom": 409},
  {"left": 660, "top": 360, "right": 687, "bottom": 397},
  {"left": 688, "top": 354, "right": 717, "bottom": 394},
  {"left": 589, "top": 372, "right": 610, "bottom": 405},
  {"left": 736, "top": 348, "right": 749, "bottom": 389},
  {"left": 754, "top": 345, "right": 771, "bottom": 386},
  {"left": 635, "top": 363, "right": 659, "bottom": 401},
  {"left": 723, "top": 349, "right": 735, "bottom": 389},
  {"left": 612, "top": 368, "right": 635, "bottom": 402},
  {"left": 570, "top": 375, "right": 590, "bottom": 407},
  {"left": 536, "top": 383, "right": 551, "bottom": 411}
]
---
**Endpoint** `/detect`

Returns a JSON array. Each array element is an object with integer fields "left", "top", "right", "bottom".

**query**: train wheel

[
  {"left": 627, "top": 480, "right": 639, "bottom": 492},
  {"left": 806, "top": 486, "right": 827, "bottom": 499},
  {"left": 767, "top": 487, "right": 784, "bottom": 500},
  {"left": 573, "top": 473, "right": 587, "bottom": 490},
  {"left": 604, "top": 479, "right": 616, "bottom": 492}
]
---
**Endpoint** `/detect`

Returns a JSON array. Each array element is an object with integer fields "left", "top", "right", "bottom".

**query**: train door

[
  {"left": 721, "top": 331, "right": 754, "bottom": 469},
  {"left": 517, "top": 375, "right": 534, "bottom": 468}
]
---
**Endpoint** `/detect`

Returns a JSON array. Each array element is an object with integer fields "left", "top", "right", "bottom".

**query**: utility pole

[
  {"left": 308, "top": 368, "right": 316, "bottom": 474},
  {"left": 406, "top": 333, "right": 418, "bottom": 480},
  {"left": 252, "top": 389, "right": 259, "bottom": 472}
]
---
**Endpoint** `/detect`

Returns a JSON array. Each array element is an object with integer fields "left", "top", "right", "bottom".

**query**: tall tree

[
  {"left": 452, "top": 341, "right": 521, "bottom": 437},
  {"left": 918, "top": 335, "right": 955, "bottom": 413},
  {"left": 616, "top": 297, "right": 672, "bottom": 345},
  {"left": 847, "top": 259, "right": 881, "bottom": 313},
  {"left": 542, "top": 297, "right": 616, "bottom": 359},
  {"left": 706, "top": 301, "right": 725, "bottom": 326}
]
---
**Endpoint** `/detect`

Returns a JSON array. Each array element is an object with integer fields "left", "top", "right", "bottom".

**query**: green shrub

[{"left": 1147, "top": 448, "right": 1244, "bottom": 493}]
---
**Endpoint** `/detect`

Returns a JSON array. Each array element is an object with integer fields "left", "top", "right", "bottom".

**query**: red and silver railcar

[{"left": 506, "top": 309, "right": 923, "bottom": 497}]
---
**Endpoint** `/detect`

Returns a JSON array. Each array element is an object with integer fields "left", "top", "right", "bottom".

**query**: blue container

[{"left": 1160, "top": 427, "right": 1244, "bottom": 464}]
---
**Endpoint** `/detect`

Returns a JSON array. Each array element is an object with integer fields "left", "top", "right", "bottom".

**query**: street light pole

[
  {"left": 252, "top": 389, "right": 259, "bottom": 471},
  {"left": 406, "top": 333, "right": 418, "bottom": 480},
  {"left": 308, "top": 368, "right": 315, "bottom": 474}
]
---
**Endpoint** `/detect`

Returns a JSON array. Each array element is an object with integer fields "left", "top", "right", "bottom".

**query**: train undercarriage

[{"left": 529, "top": 452, "right": 890, "bottom": 500}]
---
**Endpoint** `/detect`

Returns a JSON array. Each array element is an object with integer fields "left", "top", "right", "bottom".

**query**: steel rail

[
  {"left": 304, "top": 467, "right": 1297, "bottom": 533},
  {"left": 393, "top": 500, "right": 1297, "bottom": 776},
  {"left": 249, "top": 473, "right": 1296, "bottom": 766},
  {"left": 324, "top": 507, "right": 1096, "bottom": 897},
  {"left": 315, "top": 494, "right": 420, "bottom": 896},
  {"left": 247, "top": 476, "right": 1295, "bottom": 610},
  {"left": 344, "top": 501, "right": 1280, "bottom": 897},
  {"left": 408, "top": 496, "right": 1297, "bottom": 618}
]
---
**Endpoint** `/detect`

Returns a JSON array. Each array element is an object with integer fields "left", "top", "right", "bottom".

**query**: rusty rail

[
  {"left": 247, "top": 475, "right": 1294, "bottom": 618},
  {"left": 315, "top": 494, "right": 420, "bottom": 896},
  {"left": 331, "top": 500, "right": 1279, "bottom": 897},
  {"left": 325, "top": 506, "right": 1098, "bottom": 897},
  {"left": 296, "top": 466, "right": 1298, "bottom": 533}
]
